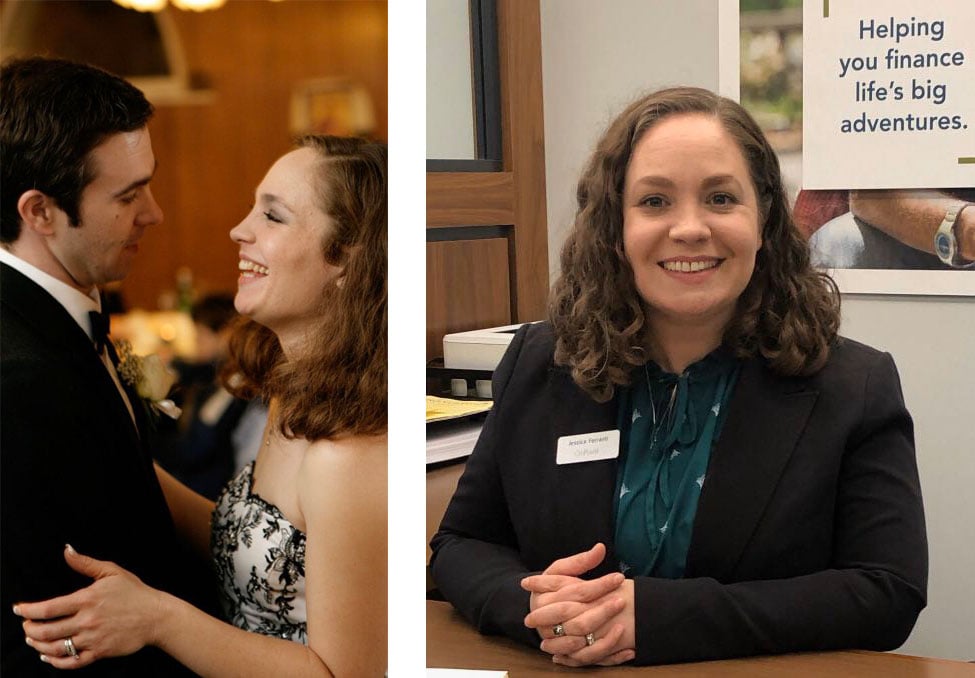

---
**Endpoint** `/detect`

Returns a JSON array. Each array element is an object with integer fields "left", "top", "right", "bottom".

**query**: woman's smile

[
  {"left": 237, "top": 257, "right": 269, "bottom": 284},
  {"left": 658, "top": 257, "right": 724, "bottom": 276}
]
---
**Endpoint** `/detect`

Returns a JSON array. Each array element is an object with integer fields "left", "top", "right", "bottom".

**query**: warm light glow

[
  {"left": 113, "top": 0, "right": 168, "bottom": 11},
  {"left": 159, "top": 322, "right": 178, "bottom": 343},
  {"left": 111, "top": 311, "right": 197, "bottom": 358},
  {"left": 171, "top": 0, "right": 228, "bottom": 10},
  {"left": 114, "top": 0, "right": 270, "bottom": 10}
]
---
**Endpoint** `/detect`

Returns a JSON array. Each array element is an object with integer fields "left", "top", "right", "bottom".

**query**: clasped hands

[{"left": 521, "top": 543, "right": 636, "bottom": 667}]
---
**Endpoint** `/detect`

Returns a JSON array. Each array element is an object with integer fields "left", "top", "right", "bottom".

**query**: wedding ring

[
  {"left": 553, "top": 623, "right": 565, "bottom": 637},
  {"left": 64, "top": 637, "right": 80, "bottom": 659},
  {"left": 585, "top": 632, "right": 596, "bottom": 646}
]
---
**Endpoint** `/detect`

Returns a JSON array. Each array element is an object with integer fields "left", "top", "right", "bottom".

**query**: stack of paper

[
  {"left": 427, "top": 670, "right": 508, "bottom": 677},
  {"left": 426, "top": 418, "right": 484, "bottom": 464}
]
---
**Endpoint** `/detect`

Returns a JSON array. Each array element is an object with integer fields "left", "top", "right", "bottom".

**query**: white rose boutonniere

[{"left": 115, "top": 340, "right": 182, "bottom": 420}]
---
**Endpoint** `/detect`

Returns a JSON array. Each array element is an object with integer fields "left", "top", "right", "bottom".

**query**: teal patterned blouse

[{"left": 614, "top": 348, "right": 740, "bottom": 578}]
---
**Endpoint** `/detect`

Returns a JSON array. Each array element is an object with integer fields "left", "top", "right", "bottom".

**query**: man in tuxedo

[{"left": 1, "top": 57, "right": 211, "bottom": 676}]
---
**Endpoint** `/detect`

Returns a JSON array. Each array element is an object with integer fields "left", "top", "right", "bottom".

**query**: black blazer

[
  {"left": 1, "top": 263, "right": 213, "bottom": 677},
  {"left": 430, "top": 322, "right": 927, "bottom": 665}
]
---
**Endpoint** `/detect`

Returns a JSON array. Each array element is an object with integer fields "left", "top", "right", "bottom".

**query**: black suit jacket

[
  {"left": 430, "top": 322, "right": 927, "bottom": 665},
  {"left": 1, "top": 263, "right": 213, "bottom": 676}
]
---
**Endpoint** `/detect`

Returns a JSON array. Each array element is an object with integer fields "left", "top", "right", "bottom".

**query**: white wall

[
  {"left": 538, "top": 0, "right": 974, "bottom": 662},
  {"left": 539, "top": 0, "right": 724, "bottom": 280},
  {"left": 841, "top": 296, "right": 975, "bottom": 661}
]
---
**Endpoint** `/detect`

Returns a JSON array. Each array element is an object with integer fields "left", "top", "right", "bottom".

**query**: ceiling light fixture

[{"left": 113, "top": 0, "right": 236, "bottom": 12}]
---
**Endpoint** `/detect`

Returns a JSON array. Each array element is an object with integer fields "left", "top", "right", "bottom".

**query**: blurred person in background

[{"left": 155, "top": 293, "right": 268, "bottom": 500}]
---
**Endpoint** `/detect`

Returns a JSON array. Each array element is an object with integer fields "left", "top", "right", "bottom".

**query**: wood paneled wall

[
  {"left": 123, "top": 1, "right": 387, "bottom": 310},
  {"left": 426, "top": 237, "right": 512, "bottom": 360}
]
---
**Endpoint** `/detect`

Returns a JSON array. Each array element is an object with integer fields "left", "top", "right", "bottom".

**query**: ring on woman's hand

[
  {"left": 553, "top": 623, "right": 566, "bottom": 637},
  {"left": 63, "top": 637, "right": 80, "bottom": 660},
  {"left": 585, "top": 632, "right": 596, "bottom": 646}
]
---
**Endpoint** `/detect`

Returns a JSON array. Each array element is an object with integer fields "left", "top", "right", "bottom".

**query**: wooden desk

[{"left": 427, "top": 601, "right": 974, "bottom": 677}]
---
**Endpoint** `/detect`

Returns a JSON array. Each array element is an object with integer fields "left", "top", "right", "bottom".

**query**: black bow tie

[{"left": 89, "top": 310, "right": 111, "bottom": 352}]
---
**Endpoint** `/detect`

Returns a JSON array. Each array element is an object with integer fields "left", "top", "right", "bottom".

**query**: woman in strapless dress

[{"left": 17, "top": 135, "right": 388, "bottom": 677}]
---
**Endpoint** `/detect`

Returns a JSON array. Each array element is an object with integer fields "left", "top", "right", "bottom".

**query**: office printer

[{"left": 442, "top": 322, "right": 528, "bottom": 371}]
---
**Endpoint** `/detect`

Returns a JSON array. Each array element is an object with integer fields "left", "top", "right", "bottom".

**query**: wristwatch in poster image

[{"left": 934, "top": 202, "right": 974, "bottom": 268}]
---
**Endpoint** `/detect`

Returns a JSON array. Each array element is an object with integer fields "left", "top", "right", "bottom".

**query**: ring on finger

[
  {"left": 553, "top": 623, "right": 566, "bottom": 637},
  {"left": 585, "top": 632, "right": 596, "bottom": 647},
  {"left": 64, "top": 637, "right": 80, "bottom": 660}
]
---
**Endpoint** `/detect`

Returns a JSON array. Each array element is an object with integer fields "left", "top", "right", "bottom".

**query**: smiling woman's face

[
  {"left": 622, "top": 112, "right": 763, "bottom": 337},
  {"left": 229, "top": 147, "right": 343, "bottom": 337}
]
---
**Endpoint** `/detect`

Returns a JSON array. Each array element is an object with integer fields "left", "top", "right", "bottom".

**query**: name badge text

[{"left": 556, "top": 429, "right": 620, "bottom": 465}]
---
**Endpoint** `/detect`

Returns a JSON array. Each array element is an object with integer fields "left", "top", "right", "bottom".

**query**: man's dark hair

[
  {"left": 0, "top": 57, "right": 154, "bottom": 243},
  {"left": 191, "top": 294, "right": 238, "bottom": 333}
]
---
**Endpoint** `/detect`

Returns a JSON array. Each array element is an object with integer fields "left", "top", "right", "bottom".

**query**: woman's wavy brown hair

[
  {"left": 223, "top": 135, "right": 387, "bottom": 440},
  {"left": 550, "top": 87, "right": 840, "bottom": 402}
]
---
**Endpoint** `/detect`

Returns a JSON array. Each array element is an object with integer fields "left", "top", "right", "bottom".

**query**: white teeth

[
  {"left": 239, "top": 259, "right": 269, "bottom": 275},
  {"left": 662, "top": 260, "right": 719, "bottom": 273}
]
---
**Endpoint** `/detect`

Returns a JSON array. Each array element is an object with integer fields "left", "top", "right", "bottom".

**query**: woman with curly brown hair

[
  {"left": 431, "top": 87, "right": 926, "bottom": 667},
  {"left": 17, "top": 136, "right": 387, "bottom": 676}
]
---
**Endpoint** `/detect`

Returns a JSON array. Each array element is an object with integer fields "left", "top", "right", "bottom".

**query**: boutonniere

[{"left": 114, "top": 340, "right": 182, "bottom": 420}]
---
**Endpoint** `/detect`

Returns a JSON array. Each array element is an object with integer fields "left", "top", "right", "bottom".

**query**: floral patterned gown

[{"left": 211, "top": 462, "right": 308, "bottom": 643}]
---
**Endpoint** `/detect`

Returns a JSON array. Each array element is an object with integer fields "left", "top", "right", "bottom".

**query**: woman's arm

[
  {"left": 154, "top": 463, "right": 215, "bottom": 559},
  {"left": 17, "top": 547, "right": 333, "bottom": 676},
  {"left": 20, "top": 437, "right": 388, "bottom": 677},
  {"left": 429, "top": 324, "right": 545, "bottom": 646},
  {"left": 300, "top": 436, "right": 388, "bottom": 677},
  {"left": 158, "top": 439, "right": 390, "bottom": 678},
  {"left": 155, "top": 435, "right": 387, "bottom": 677}
]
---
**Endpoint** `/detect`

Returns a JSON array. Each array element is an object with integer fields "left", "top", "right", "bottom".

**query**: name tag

[{"left": 556, "top": 430, "right": 620, "bottom": 465}]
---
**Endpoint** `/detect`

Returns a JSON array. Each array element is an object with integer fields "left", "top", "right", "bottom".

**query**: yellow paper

[{"left": 426, "top": 396, "right": 492, "bottom": 423}]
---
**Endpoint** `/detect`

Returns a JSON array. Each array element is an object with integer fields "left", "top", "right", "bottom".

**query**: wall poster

[{"left": 740, "top": 0, "right": 974, "bottom": 295}]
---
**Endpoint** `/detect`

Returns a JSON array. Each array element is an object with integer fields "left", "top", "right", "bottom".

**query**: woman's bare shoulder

[
  {"left": 303, "top": 433, "right": 387, "bottom": 466},
  {"left": 298, "top": 434, "right": 387, "bottom": 513}
]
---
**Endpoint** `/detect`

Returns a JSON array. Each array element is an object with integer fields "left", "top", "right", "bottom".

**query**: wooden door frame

[{"left": 426, "top": 0, "right": 548, "bottom": 323}]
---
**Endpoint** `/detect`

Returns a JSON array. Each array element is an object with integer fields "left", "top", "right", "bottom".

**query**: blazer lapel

[
  {"left": 686, "top": 358, "right": 818, "bottom": 582},
  {"left": 2, "top": 264, "right": 144, "bottom": 450},
  {"left": 547, "top": 367, "right": 621, "bottom": 577},
  {"left": 3, "top": 263, "right": 93, "bottom": 353},
  {"left": 107, "top": 340, "right": 149, "bottom": 443}
]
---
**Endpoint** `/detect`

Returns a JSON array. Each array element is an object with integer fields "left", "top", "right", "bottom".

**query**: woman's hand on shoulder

[{"left": 14, "top": 545, "right": 167, "bottom": 669}]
